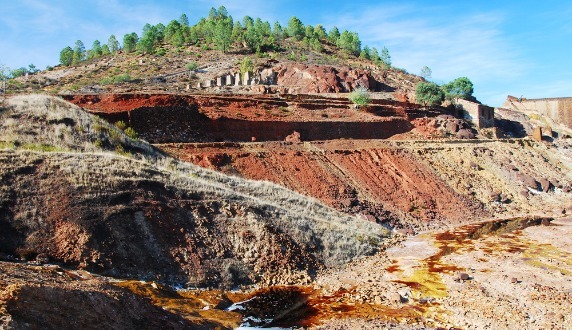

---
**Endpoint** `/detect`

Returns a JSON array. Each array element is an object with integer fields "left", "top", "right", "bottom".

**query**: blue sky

[{"left": 1, "top": 0, "right": 570, "bottom": 106}]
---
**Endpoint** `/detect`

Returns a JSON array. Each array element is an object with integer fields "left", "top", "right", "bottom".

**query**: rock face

[
  {"left": 274, "top": 64, "right": 388, "bottom": 93},
  {"left": 0, "top": 264, "right": 194, "bottom": 329},
  {"left": 63, "top": 93, "right": 417, "bottom": 143},
  {"left": 163, "top": 139, "right": 572, "bottom": 231}
]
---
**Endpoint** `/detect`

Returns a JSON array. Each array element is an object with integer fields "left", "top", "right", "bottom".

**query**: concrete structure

[
  {"left": 216, "top": 77, "right": 223, "bottom": 87},
  {"left": 243, "top": 72, "right": 251, "bottom": 85},
  {"left": 235, "top": 73, "right": 241, "bottom": 86},
  {"left": 226, "top": 74, "right": 235, "bottom": 86},
  {"left": 204, "top": 80, "right": 214, "bottom": 88},
  {"left": 502, "top": 95, "right": 572, "bottom": 129},
  {"left": 455, "top": 99, "right": 495, "bottom": 129}
]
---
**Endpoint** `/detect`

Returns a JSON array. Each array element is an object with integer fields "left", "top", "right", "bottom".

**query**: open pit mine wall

[
  {"left": 128, "top": 108, "right": 412, "bottom": 142},
  {"left": 62, "top": 94, "right": 414, "bottom": 143},
  {"left": 503, "top": 96, "right": 572, "bottom": 129}
]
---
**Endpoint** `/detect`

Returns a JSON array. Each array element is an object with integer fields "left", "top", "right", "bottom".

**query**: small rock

[
  {"left": 36, "top": 253, "right": 49, "bottom": 264},
  {"left": 458, "top": 273, "right": 470, "bottom": 281},
  {"left": 539, "top": 178, "right": 551, "bottom": 192},
  {"left": 511, "top": 277, "right": 519, "bottom": 283},
  {"left": 284, "top": 130, "right": 301, "bottom": 143},
  {"left": 517, "top": 173, "right": 540, "bottom": 190},
  {"left": 398, "top": 288, "right": 411, "bottom": 298}
]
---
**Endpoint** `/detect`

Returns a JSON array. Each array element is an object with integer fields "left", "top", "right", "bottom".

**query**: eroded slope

[{"left": 0, "top": 95, "right": 388, "bottom": 289}]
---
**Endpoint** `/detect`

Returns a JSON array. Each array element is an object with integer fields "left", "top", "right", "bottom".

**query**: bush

[
  {"left": 415, "top": 81, "right": 444, "bottom": 107},
  {"left": 124, "top": 127, "right": 139, "bottom": 139},
  {"left": 349, "top": 86, "right": 371, "bottom": 108},
  {"left": 100, "top": 74, "right": 131, "bottom": 85},
  {"left": 186, "top": 62, "right": 198, "bottom": 71},
  {"left": 114, "top": 121, "right": 127, "bottom": 130}
]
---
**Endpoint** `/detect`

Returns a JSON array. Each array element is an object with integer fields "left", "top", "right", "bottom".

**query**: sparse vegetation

[
  {"left": 100, "top": 74, "right": 131, "bottom": 85},
  {"left": 185, "top": 61, "right": 198, "bottom": 71},
  {"left": 114, "top": 121, "right": 127, "bottom": 130},
  {"left": 349, "top": 86, "right": 371, "bottom": 108}
]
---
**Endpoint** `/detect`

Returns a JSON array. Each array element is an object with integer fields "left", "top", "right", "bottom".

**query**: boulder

[
  {"left": 517, "top": 173, "right": 539, "bottom": 190},
  {"left": 284, "top": 131, "right": 301, "bottom": 143},
  {"left": 446, "top": 121, "right": 460, "bottom": 133},
  {"left": 456, "top": 129, "right": 475, "bottom": 139},
  {"left": 458, "top": 272, "right": 470, "bottom": 281},
  {"left": 538, "top": 178, "right": 551, "bottom": 192}
]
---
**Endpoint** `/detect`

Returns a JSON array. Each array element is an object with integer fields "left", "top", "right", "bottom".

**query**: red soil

[{"left": 160, "top": 141, "right": 484, "bottom": 229}]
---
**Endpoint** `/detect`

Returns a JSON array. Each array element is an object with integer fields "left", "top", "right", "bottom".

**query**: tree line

[{"left": 58, "top": 6, "right": 392, "bottom": 68}]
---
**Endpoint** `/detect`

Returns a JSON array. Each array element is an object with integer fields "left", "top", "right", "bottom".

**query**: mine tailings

[{"left": 233, "top": 216, "right": 554, "bottom": 328}]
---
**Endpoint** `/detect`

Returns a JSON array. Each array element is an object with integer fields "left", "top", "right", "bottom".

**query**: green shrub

[
  {"left": 415, "top": 81, "right": 444, "bottom": 107},
  {"left": 114, "top": 120, "right": 127, "bottom": 130},
  {"left": 94, "top": 139, "right": 104, "bottom": 148},
  {"left": 124, "top": 127, "right": 139, "bottom": 139},
  {"left": 100, "top": 73, "right": 131, "bottom": 85},
  {"left": 349, "top": 86, "right": 371, "bottom": 108},
  {"left": 186, "top": 62, "right": 198, "bottom": 71},
  {"left": 92, "top": 123, "right": 107, "bottom": 133}
]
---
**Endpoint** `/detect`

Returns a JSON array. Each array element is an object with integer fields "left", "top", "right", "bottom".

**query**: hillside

[
  {"left": 1, "top": 6, "right": 572, "bottom": 329},
  {"left": 0, "top": 95, "right": 388, "bottom": 290}
]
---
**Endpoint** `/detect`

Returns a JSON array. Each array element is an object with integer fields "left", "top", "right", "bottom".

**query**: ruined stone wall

[
  {"left": 456, "top": 99, "right": 495, "bottom": 128},
  {"left": 503, "top": 96, "right": 572, "bottom": 129}
]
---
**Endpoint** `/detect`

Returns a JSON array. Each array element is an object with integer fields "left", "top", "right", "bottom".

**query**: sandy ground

[{"left": 313, "top": 217, "right": 572, "bottom": 329}]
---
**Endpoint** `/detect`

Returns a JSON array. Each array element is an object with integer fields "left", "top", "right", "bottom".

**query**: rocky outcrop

[{"left": 274, "top": 63, "right": 390, "bottom": 94}]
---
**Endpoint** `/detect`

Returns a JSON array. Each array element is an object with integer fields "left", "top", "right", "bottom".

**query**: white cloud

[{"left": 322, "top": 4, "right": 529, "bottom": 105}]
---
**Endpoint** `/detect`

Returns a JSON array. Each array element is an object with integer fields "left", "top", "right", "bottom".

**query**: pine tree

[
  {"left": 59, "top": 46, "right": 74, "bottom": 66},
  {"left": 213, "top": 16, "right": 233, "bottom": 52},
  {"left": 338, "top": 30, "right": 360, "bottom": 55},
  {"left": 179, "top": 13, "right": 189, "bottom": 27},
  {"left": 287, "top": 16, "right": 305, "bottom": 40},
  {"left": 88, "top": 40, "right": 102, "bottom": 59},
  {"left": 101, "top": 44, "right": 111, "bottom": 55},
  {"left": 137, "top": 24, "right": 159, "bottom": 53},
  {"left": 72, "top": 40, "right": 85, "bottom": 65},
  {"left": 108, "top": 35, "right": 120, "bottom": 52},
  {"left": 380, "top": 47, "right": 391, "bottom": 67},
  {"left": 314, "top": 25, "right": 327, "bottom": 40},
  {"left": 123, "top": 33, "right": 138, "bottom": 53},
  {"left": 327, "top": 26, "right": 340, "bottom": 44}
]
